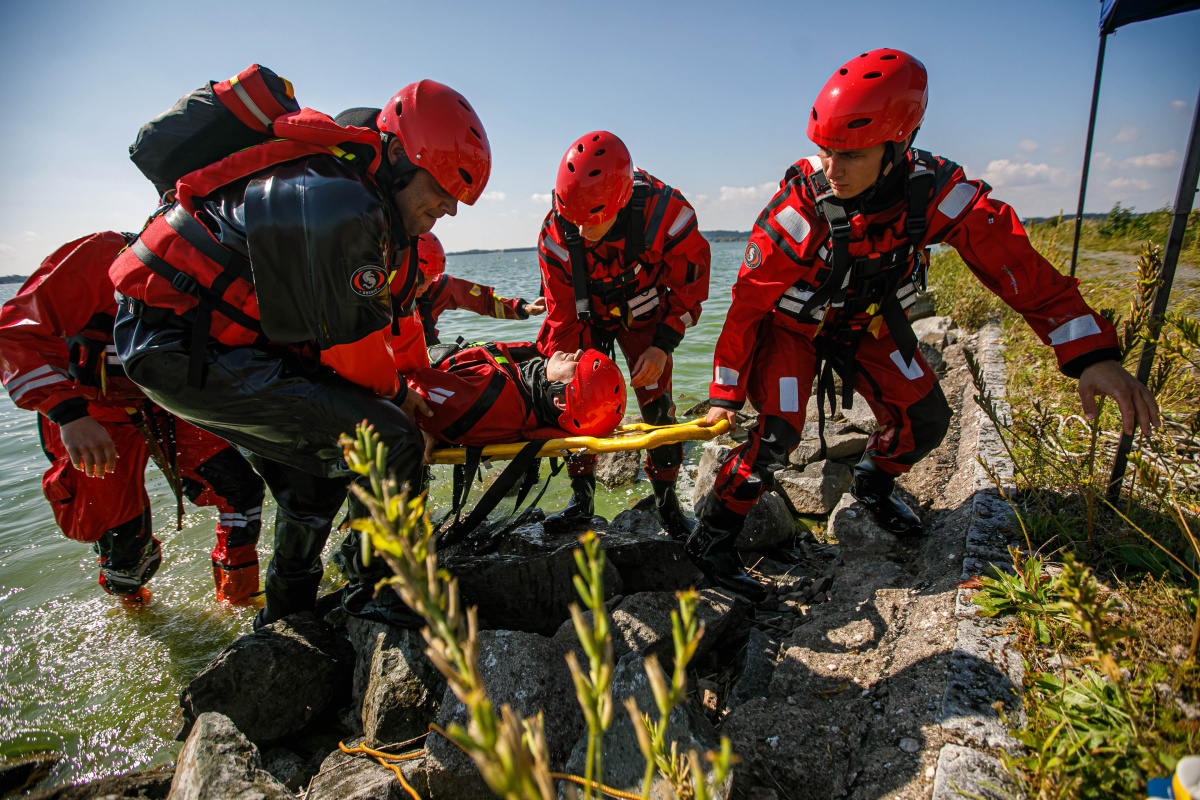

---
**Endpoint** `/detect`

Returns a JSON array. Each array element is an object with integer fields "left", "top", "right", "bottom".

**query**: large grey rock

[
  {"left": 775, "top": 461, "right": 852, "bottom": 515},
  {"left": 561, "top": 653, "right": 721, "bottom": 800},
  {"left": 552, "top": 588, "right": 750, "bottom": 663},
  {"left": 168, "top": 712, "right": 289, "bottom": 800},
  {"left": 931, "top": 744, "right": 1025, "bottom": 800},
  {"left": 309, "top": 737, "right": 426, "bottom": 800},
  {"left": 788, "top": 429, "right": 870, "bottom": 467},
  {"left": 344, "top": 619, "right": 447, "bottom": 747},
  {"left": 691, "top": 441, "right": 733, "bottom": 512},
  {"left": 919, "top": 340, "right": 946, "bottom": 373},
  {"left": 451, "top": 543, "right": 622, "bottom": 635},
  {"left": 0, "top": 754, "right": 58, "bottom": 796},
  {"left": 21, "top": 767, "right": 174, "bottom": 800},
  {"left": 728, "top": 628, "right": 780, "bottom": 710},
  {"left": 597, "top": 449, "right": 642, "bottom": 488},
  {"left": 907, "top": 292, "right": 935, "bottom": 321},
  {"left": 598, "top": 528, "right": 706, "bottom": 593},
  {"left": 610, "top": 508, "right": 663, "bottom": 537},
  {"left": 832, "top": 399, "right": 879, "bottom": 435},
  {"left": 827, "top": 493, "right": 899, "bottom": 556},
  {"left": 911, "top": 315, "right": 959, "bottom": 350},
  {"left": 425, "top": 631, "right": 584, "bottom": 800},
  {"left": 181, "top": 614, "right": 353, "bottom": 744},
  {"left": 738, "top": 491, "right": 794, "bottom": 551}
]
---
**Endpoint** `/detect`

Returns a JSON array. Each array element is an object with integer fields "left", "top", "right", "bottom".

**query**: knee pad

[
  {"left": 639, "top": 394, "right": 676, "bottom": 427},
  {"left": 905, "top": 385, "right": 952, "bottom": 465}
]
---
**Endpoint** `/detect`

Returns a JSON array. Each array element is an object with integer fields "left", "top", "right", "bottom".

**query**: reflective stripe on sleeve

[
  {"left": 937, "top": 182, "right": 976, "bottom": 220},
  {"left": 230, "top": 78, "right": 274, "bottom": 128},
  {"left": 715, "top": 366, "right": 739, "bottom": 386},
  {"left": 667, "top": 207, "right": 695, "bottom": 237},
  {"left": 775, "top": 206, "right": 811, "bottom": 243},
  {"left": 10, "top": 372, "right": 69, "bottom": 402},
  {"left": 543, "top": 239, "right": 569, "bottom": 262},
  {"left": 889, "top": 351, "right": 925, "bottom": 381},
  {"left": 1048, "top": 315, "right": 1102, "bottom": 346}
]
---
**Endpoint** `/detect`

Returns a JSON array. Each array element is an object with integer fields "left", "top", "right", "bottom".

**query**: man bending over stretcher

[{"left": 406, "top": 343, "right": 627, "bottom": 461}]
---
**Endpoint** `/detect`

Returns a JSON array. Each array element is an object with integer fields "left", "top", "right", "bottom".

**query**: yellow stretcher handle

[{"left": 429, "top": 418, "right": 731, "bottom": 465}]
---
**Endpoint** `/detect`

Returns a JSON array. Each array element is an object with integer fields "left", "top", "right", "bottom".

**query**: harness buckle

[
  {"left": 170, "top": 272, "right": 200, "bottom": 297},
  {"left": 906, "top": 214, "right": 927, "bottom": 239}
]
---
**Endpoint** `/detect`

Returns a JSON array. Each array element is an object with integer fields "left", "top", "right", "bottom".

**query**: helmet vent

[
  {"left": 859, "top": 52, "right": 868, "bottom": 57},
  {"left": 577, "top": 144, "right": 585, "bottom": 153},
  {"left": 394, "top": 100, "right": 403, "bottom": 116},
  {"left": 864, "top": 71, "right": 882, "bottom": 79},
  {"left": 811, "top": 108, "right": 818, "bottom": 121},
  {"left": 588, "top": 169, "right": 602, "bottom": 177},
  {"left": 847, "top": 118, "right": 872, "bottom": 129},
  {"left": 880, "top": 54, "right": 897, "bottom": 60},
  {"left": 593, "top": 359, "right": 602, "bottom": 370},
  {"left": 595, "top": 149, "right": 606, "bottom": 156},
  {"left": 458, "top": 168, "right": 473, "bottom": 185},
  {"left": 839, "top": 68, "right": 848, "bottom": 76},
  {"left": 592, "top": 134, "right": 601, "bottom": 142},
  {"left": 458, "top": 98, "right": 472, "bottom": 112},
  {"left": 469, "top": 126, "right": 481, "bottom": 140},
  {"left": 589, "top": 204, "right": 605, "bottom": 214}
]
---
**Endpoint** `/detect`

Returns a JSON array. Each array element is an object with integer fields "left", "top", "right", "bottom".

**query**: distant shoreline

[
  {"left": 0, "top": 275, "right": 26, "bottom": 285},
  {"left": 448, "top": 230, "right": 751, "bottom": 256}
]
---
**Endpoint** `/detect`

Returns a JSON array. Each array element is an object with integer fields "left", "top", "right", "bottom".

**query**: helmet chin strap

[
  {"left": 377, "top": 133, "right": 422, "bottom": 195},
  {"left": 858, "top": 127, "right": 920, "bottom": 207}
]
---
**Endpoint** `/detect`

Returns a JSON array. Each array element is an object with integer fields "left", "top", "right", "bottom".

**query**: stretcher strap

[{"left": 438, "top": 439, "right": 548, "bottom": 549}]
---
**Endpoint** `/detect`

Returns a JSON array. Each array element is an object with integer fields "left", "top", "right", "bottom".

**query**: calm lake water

[{"left": 0, "top": 239, "right": 746, "bottom": 788}]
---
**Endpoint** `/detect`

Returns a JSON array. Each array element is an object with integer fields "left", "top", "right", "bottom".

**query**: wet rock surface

[
  {"left": 346, "top": 619, "right": 447, "bottom": 747},
  {"left": 169, "top": 712, "right": 289, "bottom": 800},
  {"left": 180, "top": 614, "right": 353, "bottom": 744}
]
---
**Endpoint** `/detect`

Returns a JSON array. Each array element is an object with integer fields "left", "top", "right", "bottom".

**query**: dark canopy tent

[{"left": 1068, "top": 0, "right": 1200, "bottom": 496}]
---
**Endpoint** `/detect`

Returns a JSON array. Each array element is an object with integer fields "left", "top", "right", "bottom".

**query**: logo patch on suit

[
  {"left": 745, "top": 242, "right": 762, "bottom": 269},
  {"left": 350, "top": 265, "right": 388, "bottom": 297}
]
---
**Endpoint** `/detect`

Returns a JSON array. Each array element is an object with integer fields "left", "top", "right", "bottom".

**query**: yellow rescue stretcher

[{"left": 429, "top": 418, "right": 730, "bottom": 465}]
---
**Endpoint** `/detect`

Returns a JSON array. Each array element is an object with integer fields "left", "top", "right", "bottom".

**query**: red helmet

[
  {"left": 559, "top": 349, "right": 626, "bottom": 436},
  {"left": 554, "top": 131, "right": 634, "bottom": 227},
  {"left": 377, "top": 80, "right": 492, "bottom": 204},
  {"left": 807, "top": 49, "right": 927, "bottom": 150},
  {"left": 416, "top": 232, "right": 446, "bottom": 279}
]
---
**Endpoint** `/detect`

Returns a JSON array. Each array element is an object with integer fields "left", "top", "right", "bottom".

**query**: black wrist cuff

[
  {"left": 47, "top": 397, "right": 90, "bottom": 426},
  {"left": 391, "top": 381, "right": 409, "bottom": 406},
  {"left": 515, "top": 299, "right": 530, "bottom": 320},
  {"left": 1062, "top": 347, "right": 1122, "bottom": 380},
  {"left": 651, "top": 323, "right": 684, "bottom": 355},
  {"left": 709, "top": 398, "right": 742, "bottom": 410}
]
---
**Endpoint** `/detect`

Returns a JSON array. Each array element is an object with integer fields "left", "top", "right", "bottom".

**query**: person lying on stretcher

[{"left": 406, "top": 342, "right": 627, "bottom": 462}]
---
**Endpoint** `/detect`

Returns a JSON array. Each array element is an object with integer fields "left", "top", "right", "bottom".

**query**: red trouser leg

[
  {"left": 38, "top": 409, "right": 159, "bottom": 596},
  {"left": 173, "top": 416, "right": 266, "bottom": 603},
  {"left": 711, "top": 327, "right": 812, "bottom": 515},
  {"left": 615, "top": 323, "right": 681, "bottom": 483},
  {"left": 850, "top": 332, "right": 951, "bottom": 477}
]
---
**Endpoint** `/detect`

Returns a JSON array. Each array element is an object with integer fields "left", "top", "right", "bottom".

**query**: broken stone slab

[
  {"left": 738, "top": 490, "right": 795, "bottom": 551},
  {"left": 560, "top": 653, "right": 722, "bottom": 800},
  {"left": 930, "top": 744, "right": 1025, "bottom": 800},
  {"left": 425, "top": 631, "right": 584, "bottom": 800},
  {"left": 309, "top": 736, "right": 426, "bottom": 800},
  {"left": 260, "top": 747, "right": 316, "bottom": 794},
  {"left": 450, "top": 541, "right": 623, "bottom": 636},
  {"left": 728, "top": 628, "right": 780, "bottom": 710},
  {"left": 180, "top": 613, "right": 353, "bottom": 744},
  {"left": 344, "top": 619, "right": 447, "bottom": 747},
  {"left": 596, "top": 528, "right": 707, "bottom": 593},
  {"left": 911, "top": 316, "right": 960, "bottom": 350},
  {"left": 168, "top": 712, "right": 290, "bottom": 800},
  {"left": 551, "top": 588, "right": 750, "bottom": 663},
  {"left": 827, "top": 493, "right": 899, "bottom": 557},
  {"left": 940, "top": 616, "right": 1025, "bottom": 751},
  {"left": 907, "top": 292, "right": 936, "bottom": 321},
  {"left": 788, "top": 429, "right": 870, "bottom": 467},
  {"left": 775, "top": 460, "right": 852, "bottom": 515},
  {"left": 597, "top": 448, "right": 642, "bottom": 488},
  {"left": 691, "top": 440, "right": 733, "bottom": 513}
]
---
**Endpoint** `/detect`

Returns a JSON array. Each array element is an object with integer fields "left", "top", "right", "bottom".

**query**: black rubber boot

[
  {"left": 257, "top": 514, "right": 329, "bottom": 630},
  {"left": 652, "top": 480, "right": 696, "bottom": 541},
  {"left": 684, "top": 494, "right": 767, "bottom": 602},
  {"left": 851, "top": 458, "right": 924, "bottom": 537},
  {"left": 544, "top": 474, "right": 598, "bottom": 534}
]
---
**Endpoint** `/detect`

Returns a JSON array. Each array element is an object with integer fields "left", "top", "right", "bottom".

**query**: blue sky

[{"left": 0, "top": 0, "right": 1196, "bottom": 271}]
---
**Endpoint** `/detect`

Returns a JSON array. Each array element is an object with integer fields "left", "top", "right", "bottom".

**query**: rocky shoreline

[{"left": 5, "top": 317, "right": 1032, "bottom": 800}]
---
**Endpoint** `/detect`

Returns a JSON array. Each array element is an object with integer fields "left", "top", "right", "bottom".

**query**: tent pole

[
  {"left": 1070, "top": 32, "right": 1108, "bottom": 278},
  {"left": 1106, "top": 82, "right": 1200, "bottom": 502}
]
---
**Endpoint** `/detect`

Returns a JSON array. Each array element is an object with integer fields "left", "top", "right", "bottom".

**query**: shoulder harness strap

[{"left": 559, "top": 216, "right": 595, "bottom": 323}]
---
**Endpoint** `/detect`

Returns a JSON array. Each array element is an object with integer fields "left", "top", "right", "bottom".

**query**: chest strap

[{"left": 560, "top": 182, "right": 650, "bottom": 326}]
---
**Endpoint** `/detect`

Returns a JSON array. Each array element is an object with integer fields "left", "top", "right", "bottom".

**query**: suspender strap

[
  {"left": 392, "top": 237, "right": 421, "bottom": 314},
  {"left": 483, "top": 344, "right": 537, "bottom": 417},
  {"left": 624, "top": 183, "right": 648, "bottom": 261},
  {"left": 164, "top": 204, "right": 252, "bottom": 280},
  {"left": 561, "top": 219, "right": 595, "bottom": 323},
  {"left": 799, "top": 170, "right": 853, "bottom": 319}
]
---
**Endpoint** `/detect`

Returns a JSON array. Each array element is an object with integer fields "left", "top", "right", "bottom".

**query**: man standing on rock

[
  {"left": 695, "top": 49, "right": 1158, "bottom": 601},
  {"left": 537, "top": 131, "right": 711, "bottom": 539}
]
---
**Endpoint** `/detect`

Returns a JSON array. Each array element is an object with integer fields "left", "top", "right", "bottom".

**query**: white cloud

[
  {"left": 718, "top": 182, "right": 777, "bottom": 202},
  {"left": 22, "top": 231, "right": 37, "bottom": 241},
  {"left": 480, "top": 190, "right": 506, "bottom": 201},
  {"left": 1173, "top": 100, "right": 1187, "bottom": 109},
  {"left": 530, "top": 192, "right": 552, "bottom": 204},
  {"left": 980, "top": 159, "right": 1069, "bottom": 188},
  {"left": 1018, "top": 139, "right": 1039, "bottom": 152},
  {"left": 1108, "top": 177, "right": 1152, "bottom": 191},
  {"left": 1113, "top": 126, "right": 1140, "bottom": 143},
  {"left": 1122, "top": 150, "right": 1180, "bottom": 170},
  {"left": 0, "top": 243, "right": 14, "bottom": 260}
]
